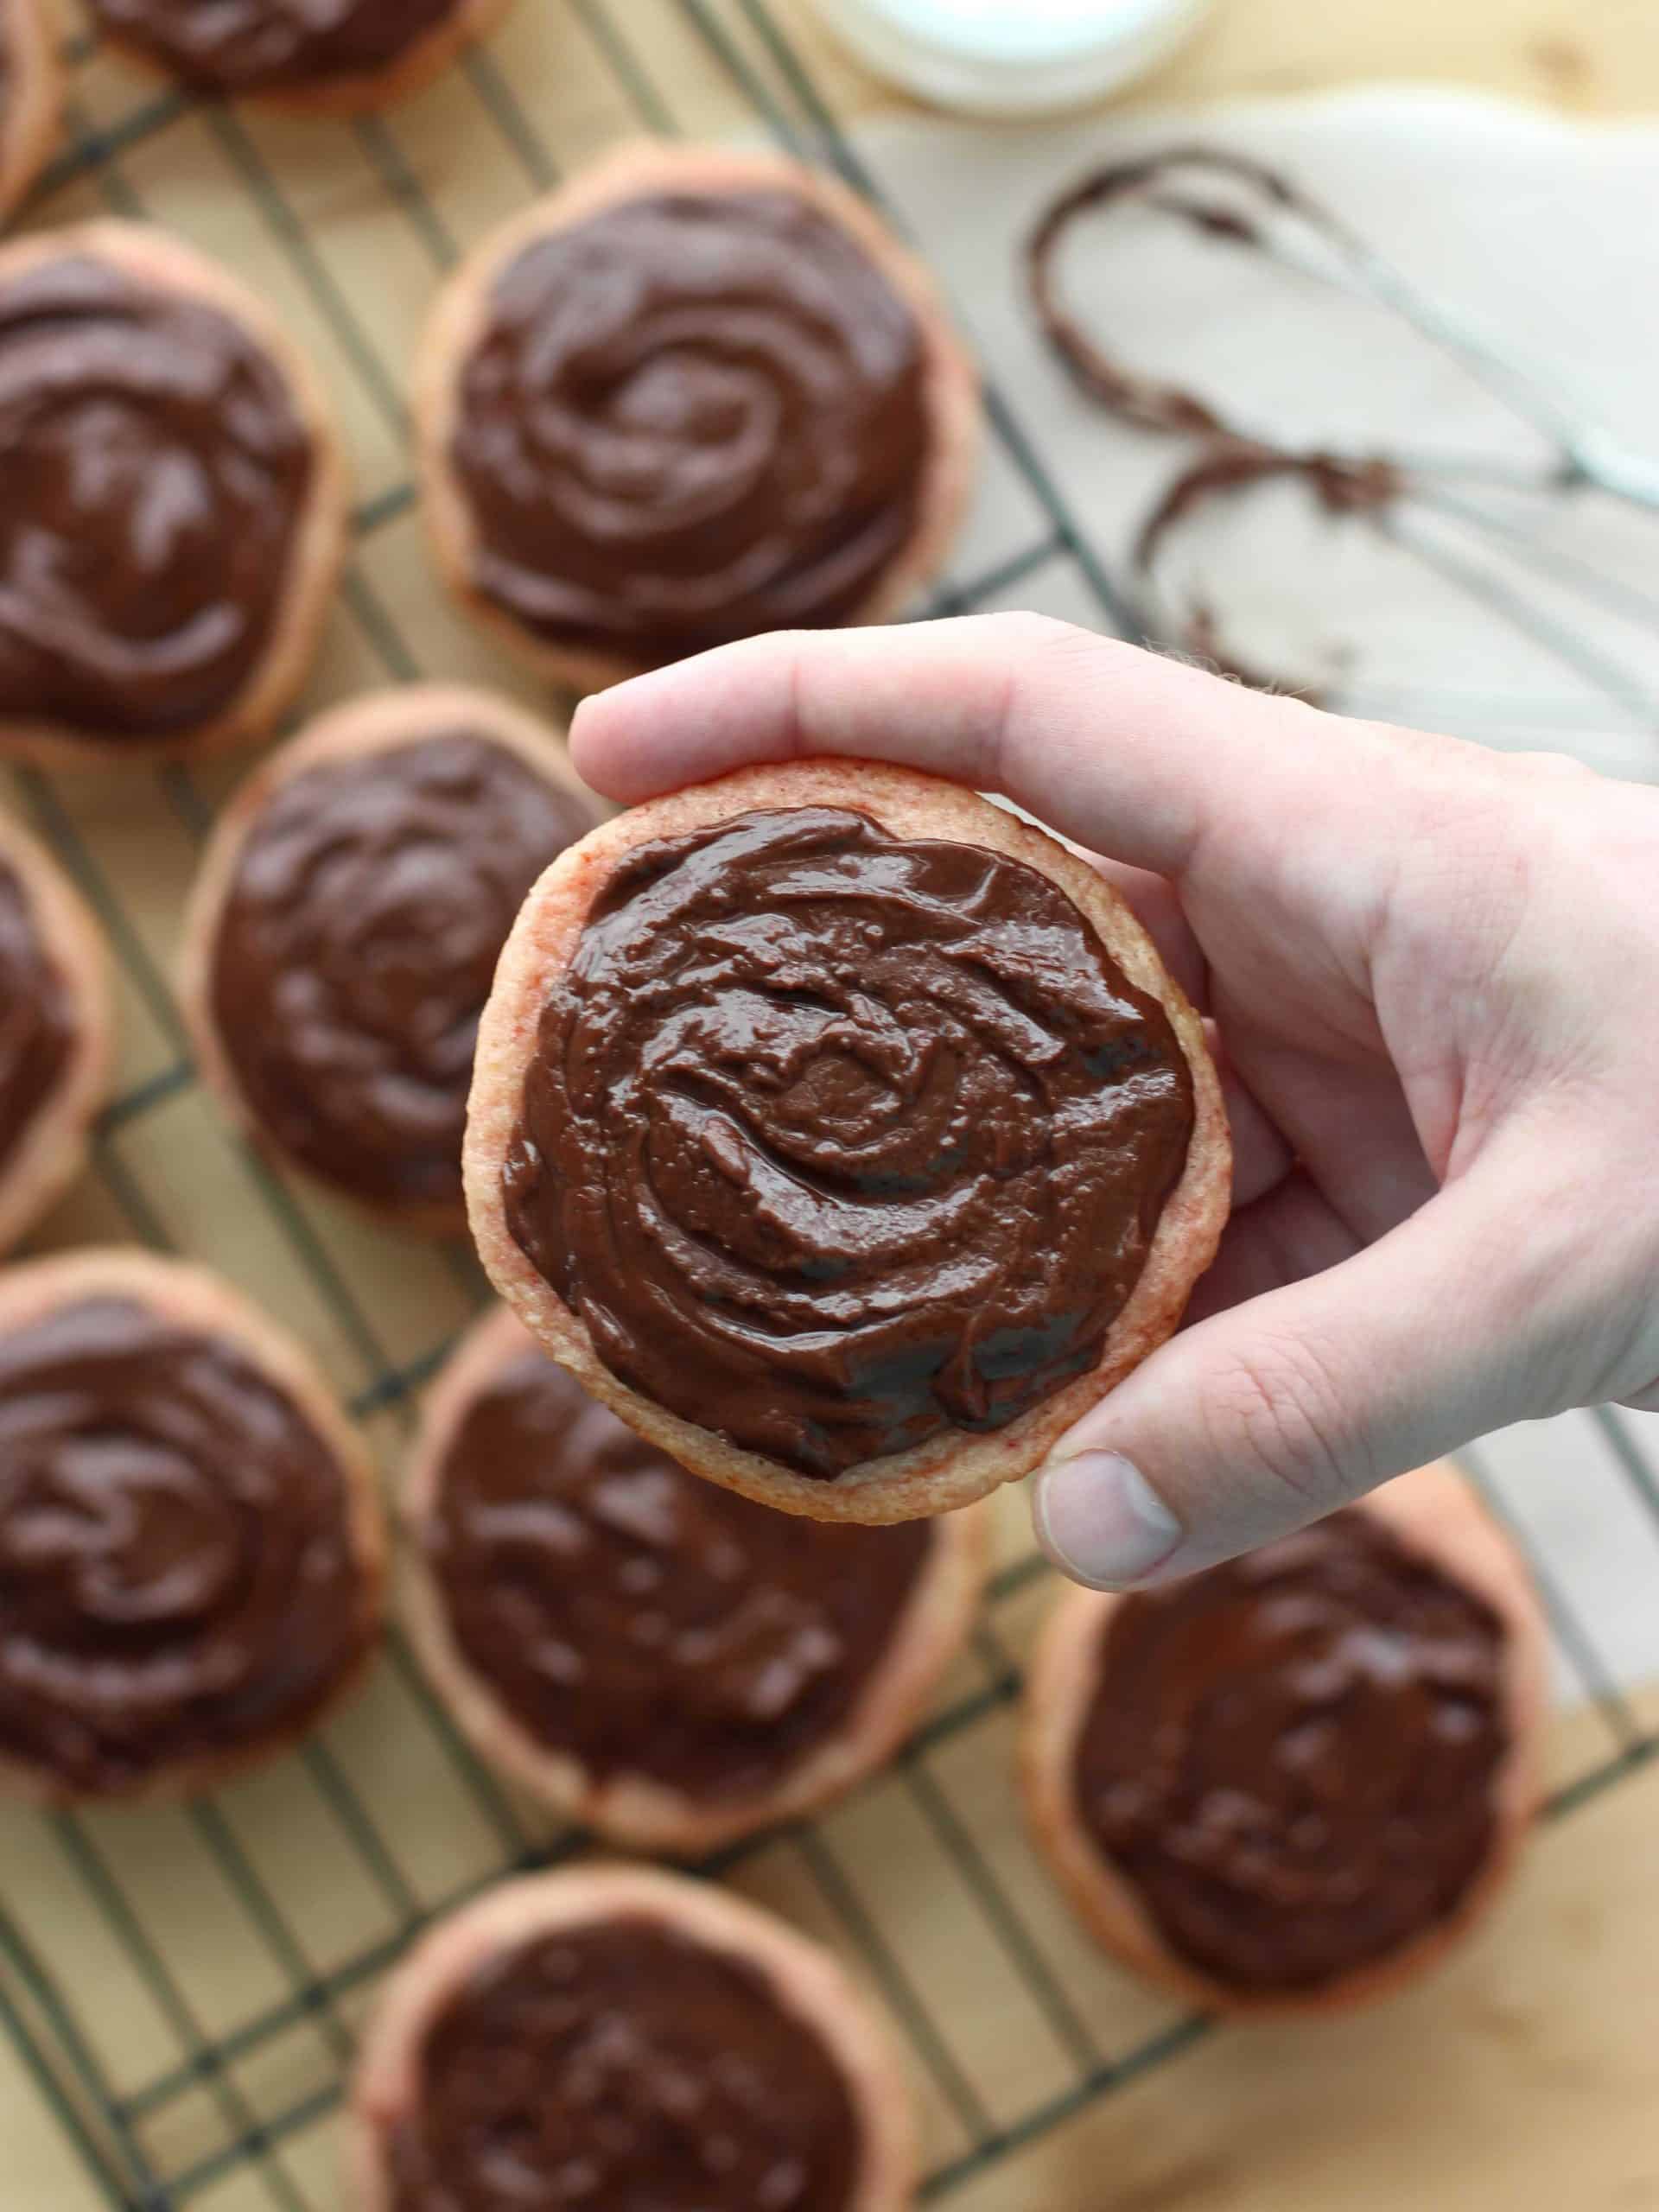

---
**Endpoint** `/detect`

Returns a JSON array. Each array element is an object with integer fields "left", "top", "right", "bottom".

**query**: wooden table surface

[
  {"left": 774, "top": 0, "right": 1659, "bottom": 117},
  {"left": 6, "top": 5, "right": 1657, "bottom": 2209}
]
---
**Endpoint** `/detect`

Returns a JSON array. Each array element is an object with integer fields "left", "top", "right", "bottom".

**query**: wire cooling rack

[{"left": 3, "top": 4, "right": 1659, "bottom": 2208}]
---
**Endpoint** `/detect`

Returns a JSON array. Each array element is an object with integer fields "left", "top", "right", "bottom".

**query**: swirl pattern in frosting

[
  {"left": 449, "top": 189, "right": 928, "bottom": 663},
  {"left": 0, "top": 251, "right": 314, "bottom": 742},
  {"left": 389, "top": 1917, "right": 861, "bottom": 2212},
  {"left": 429, "top": 1343, "right": 933, "bottom": 1797},
  {"left": 210, "top": 732, "right": 594, "bottom": 1211},
  {"left": 0, "top": 1295, "right": 370, "bottom": 1793},
  {"left": 90, "top": 0, "right": 460, "bottom": 93},
  {"left": 504, "top": 806, "right": 1196, "bottom": 1478},
  {"left": 1074, "top": 1511, "right": 1510, "bottom": 1990},
  {"left": 0, "top": 854, "right": 71, "bottom": 1175}
]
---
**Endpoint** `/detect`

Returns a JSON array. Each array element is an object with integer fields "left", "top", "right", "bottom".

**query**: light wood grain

[
  {"left": 938, "top": 1696, "right": 1659, "bottom": 2212},
  {"left": 774, "top": 0, "right": 1659, "bottom": 117}
]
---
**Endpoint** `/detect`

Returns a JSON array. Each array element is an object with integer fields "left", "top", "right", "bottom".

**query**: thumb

[{"left": 1031, "top": 1164, "right": 1579, "bottom": 1587}]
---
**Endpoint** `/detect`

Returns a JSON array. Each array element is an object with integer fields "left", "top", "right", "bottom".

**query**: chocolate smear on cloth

[
  {"left": 1134, "top": 442, "right": 1404, "bottom": 695},
  {"left": 1027, "top": 146, "right": 1554, "bottom": 701},
  {"left": 1027, "top": 147, "right": 1399, "bottom": 441}
]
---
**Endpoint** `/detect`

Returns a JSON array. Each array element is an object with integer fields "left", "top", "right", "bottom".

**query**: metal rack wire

[{"left": 1, "top": 4, "right": 1656, "bottom": 2207}]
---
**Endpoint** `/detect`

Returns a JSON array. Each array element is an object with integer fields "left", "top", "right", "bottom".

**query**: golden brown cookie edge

[
  {"left": 0, "top": 810, "right": 113, "bottom": 1256},
  {"left": 463, "top": 757, "right": 1231, "bottom": 1524},
  {"left": 180, "top": 683, "right": 594, "bottom": 1236}
]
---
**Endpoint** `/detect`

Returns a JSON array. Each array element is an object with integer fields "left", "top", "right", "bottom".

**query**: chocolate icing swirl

[
  {"left": 450, "top": 188, "right": 928, "bottom": 664},
  {"left": 504, "top": 806, "right": 1195, "bottom": 1479},
  {"left": 210, "top": 732, "right": 594, "bottom": 1211},
  {"left": 0, "top": 854, "right": 72, "bottom": 1178},
  {"left": 0, "top": 251, "right": 314, "bottom": 743},
  {"left": 1074, "top": 1510, "right": 1510, "bottom": 1992},
  {"left": 0, "top": 1294, "right": 370, "bottom": 1793},
  {"left": 429, "top": 1343, "right": 933, "bottom": 1798},
  {"left": 389, "top": 1916, "right": 861, "bottom": 2212},
  {"left": 90, "top": 0, "right": 461, "bottom": 94}
]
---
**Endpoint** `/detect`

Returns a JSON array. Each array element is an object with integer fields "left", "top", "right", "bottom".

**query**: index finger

[{"left": 569, "top": 612, "right": 1418, "bottom": 882}]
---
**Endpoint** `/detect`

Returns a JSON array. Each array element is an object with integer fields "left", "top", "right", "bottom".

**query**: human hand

[{"left": 570, "top": 613, "right": 1659, "bottom": 1587}]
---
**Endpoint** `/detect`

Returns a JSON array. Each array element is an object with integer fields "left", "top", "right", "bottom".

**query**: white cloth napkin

[{"left": 860, "top": 87, "right": 1659, "bottom": 784}]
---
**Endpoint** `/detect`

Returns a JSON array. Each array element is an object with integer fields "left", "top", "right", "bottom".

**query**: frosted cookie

[
  {"left": 181, "top": 686, "right": 598, "bottom": 1232},
  {"left": 0, "top": 1251, "right": 383, "bottom": 1801},
  {"left": 404, "top": 1306, "right": 988, "bottom": 1853},
  {"left": 0, "top": 0, "right": 60, "bottom": 221},
  {"left": 0, "top": 223, "right": 347, "bottom": 763},
  {"left": 90, "top": 0, "right": 516, "bottom": 114},
  {"left": 466, "top": 760, "right": 1229, "bottom": 1523},
  {"left": 1021, "top": 1462, "right": 1550, "bottom": 2015},
  {"left": 0, "top": 810, "right": 112, "bottom": 1255},
  {"left": 416, "top": 142, "right": 981, "bottom": 689},
  {"left": 350, "top": 1865, "right": 915, "bottom": 2212}
]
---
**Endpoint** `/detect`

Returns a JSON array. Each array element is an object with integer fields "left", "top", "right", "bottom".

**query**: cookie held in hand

[{"left": 466, "top": 760, "right": 1230, "bottom": 1523}]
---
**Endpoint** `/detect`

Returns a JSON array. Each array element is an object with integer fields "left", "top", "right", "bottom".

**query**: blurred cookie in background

[
  {"left": 0, "top": 222, "right": 348, "bottom": 763},
  {"left": 1022, "top": 1459, "right": 1551, "bottom": 2015},
  {"left": 89, "top": 0, "right": 518, "bottom": 114},
  {"left": 404, "top": 1305, "right": 989, "bottom": 1854},
  {"left": 0, "top": 1251, "right": 383, "bottom": 1802},
  {"left": 182, "top": 686, "right": 597, "bottom": 1235},
  {"left": 416, "top": 140, "right": 981, "bottom": 689}
]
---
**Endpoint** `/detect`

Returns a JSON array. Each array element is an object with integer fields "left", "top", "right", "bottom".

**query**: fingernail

[{"left": 1032, "top": 1451, "right": 1184, "bottom": 1589}]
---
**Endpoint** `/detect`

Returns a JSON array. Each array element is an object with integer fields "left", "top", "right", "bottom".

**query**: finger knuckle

[
  {"left": 1513, "top": 748, "right": 1597, "bottom": 784},
  {"left": 1198, "top": 1330, "right": 1363, "bottom": 1518},
  {"left": 978, "top": 609, "right": 1085, "bottom": 658}
]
